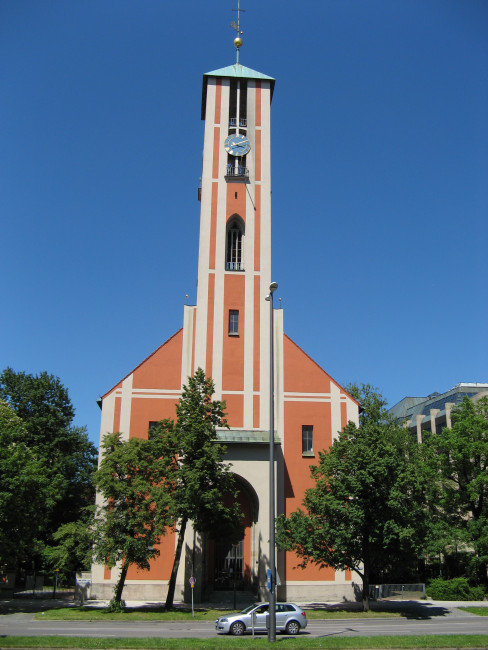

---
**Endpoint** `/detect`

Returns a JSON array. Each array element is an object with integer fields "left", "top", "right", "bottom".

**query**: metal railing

[
  {"left": 226, "top": 166, "right": 249, "bottom": 178},
  {"left": 369, "top": 583, "right": 426, "bottom": 600},
  {"left": 229, "top": 118, "right": 247, "bottom": 127},
  {"left": 226, "top": 261, "right": 244, "bottom": 271}
]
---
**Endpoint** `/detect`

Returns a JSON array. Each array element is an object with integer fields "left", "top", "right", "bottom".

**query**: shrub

[
  {"left": 427, "top": 577, "right": 485, "bottom": 601},
  {"left": 108, "top": 598, "right": 126, "bottom": 612}
]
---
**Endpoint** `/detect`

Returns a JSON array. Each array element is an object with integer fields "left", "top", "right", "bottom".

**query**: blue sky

[{"left": 2, "top": 0, "right": 487, "bottom": 446}]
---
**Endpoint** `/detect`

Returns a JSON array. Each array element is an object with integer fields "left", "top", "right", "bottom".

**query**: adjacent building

[{"left": 389, "top": 383, "right": 488, "bottom": 442}]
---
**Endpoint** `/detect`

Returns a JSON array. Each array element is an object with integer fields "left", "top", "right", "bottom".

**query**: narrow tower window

[
  {"left": 302, "top": 425, "right": 313, "bottom": 454},
  {"left": 228, "top": 79, "right": 238, "bottom": 126},
  {"left": 239, "top": 80, "right": 247, "bottom": 126},
  {"left": 226, "top": 219, "right": 244, "bottom": 271},
  {"left": 228, "top": 80, "right": 247, "bottom": 127},
  {"left": 229, "top": 310, "right": 239, "bottom": 335}
]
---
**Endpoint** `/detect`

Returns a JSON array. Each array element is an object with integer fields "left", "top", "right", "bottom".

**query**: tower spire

[{"left": 230, "top": 1, "right": 245, "bottom": 64}]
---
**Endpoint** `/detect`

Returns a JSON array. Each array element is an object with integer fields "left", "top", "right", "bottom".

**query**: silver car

[{"left": 215, "top": 602, "right": 308, "bottom": 636}]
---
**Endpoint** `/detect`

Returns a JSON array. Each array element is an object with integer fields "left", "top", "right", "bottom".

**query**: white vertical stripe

[
  {"left": 193, "top": 80, "right": 216, "bottom": 372},
  {"left": 211, "top": 81, "right": 230, "bottom": 399},
  {"left": 98, "top": 391, "right": 116, "bottom": 464},
  {"left": 119, "top": 374, "right": 133, "bottom": 441},
  {"left": 346, "top": 394, "right": 359, "bottom": 426},
  {"left": 259, "top": 83, "right": 272, "bottom": 430},
  {"left": 330, "top": 382, "right": 341, "bottom": 442},
  {"left": 181, "top": 305, "right": 195, "bottom": 387},
  {"left": 274, "top": 308, "right": 284, "bottom": 443}
]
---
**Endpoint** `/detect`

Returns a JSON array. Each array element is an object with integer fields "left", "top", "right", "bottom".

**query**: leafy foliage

[
  {"left": 108, "top": 597, "right": 126, "bottom": 612},
  {"left": 42, "top": 508, "right": 95, "bottom": 579},
  {"left": 0, "top": 368, "right": 75, "bottom": 447},
  {"left": 0, "top": 400, "right": 55, "bottom": 567},
  {"left": 0, "top": 367, "right": 98, "bottom": 570},
  {"left": 164, "top": 368, "right": 242, "bottom": 608},
  {"left": 91, "top": 369, "right": 240, "bottom": 607},
  {"left": 92, "top": 425, "right": 178, "bottom": 606},
  {"left": 426, "top": 577, "right": 485, "bottom": 601},
  {"left": 425, "top": 396, "right": 488, "bottom": 584},
  {"left": 276, "top": 384, "right": 430, "bottom": 610}
]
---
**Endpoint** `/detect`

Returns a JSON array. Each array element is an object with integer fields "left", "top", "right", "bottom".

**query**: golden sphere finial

[{"left": 234, "top": 36, "right": 243, "bottom": 49}]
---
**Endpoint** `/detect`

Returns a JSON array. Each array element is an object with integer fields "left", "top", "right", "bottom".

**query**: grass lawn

[
  {"left": 458, "top": 606, "right": 488, "bottom": 616},
  {"left": 1, "top": 634, "right": 488, "bottom": 648},
  {"left": 35, "top": 605, "right": 401, "bottom": 621}
]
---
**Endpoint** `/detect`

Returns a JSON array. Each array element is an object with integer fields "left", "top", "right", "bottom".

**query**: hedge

[{"left": 426, "top": 577, "right": 485, "bottom": 601}]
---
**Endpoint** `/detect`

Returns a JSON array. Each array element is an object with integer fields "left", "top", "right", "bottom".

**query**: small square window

[
  {"left": 302, "top": 425, "right": 313, "bottom": 454},
  {"left": 229, "top": 310, "right": 239, "bottom": 335}
]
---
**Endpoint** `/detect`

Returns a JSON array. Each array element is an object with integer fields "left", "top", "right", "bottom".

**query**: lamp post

[
  {"left": 265, "top": 281, "right": 278, "bottom": 643},
  {"left": 233, "top": 543, "right": 237, "bottom": 610}
]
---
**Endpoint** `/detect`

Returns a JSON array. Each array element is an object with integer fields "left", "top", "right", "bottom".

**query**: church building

[{"left": 91, "top": 32, "right": 359, "bottom": 603}]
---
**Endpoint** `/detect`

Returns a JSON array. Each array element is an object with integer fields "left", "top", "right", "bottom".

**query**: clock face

[{"left": 225, "top": 133, "right": 251, "bottom": 156}]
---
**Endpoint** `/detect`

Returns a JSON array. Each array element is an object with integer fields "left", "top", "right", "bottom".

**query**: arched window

[{"left": 226, "top": 218, "right": 244, "bottom": 271}]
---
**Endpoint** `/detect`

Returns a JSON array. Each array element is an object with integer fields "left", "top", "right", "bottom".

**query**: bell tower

[
  {"left": 181, "top": 45, "right": 276, "bottom": 433},
  {"left": 92, "top": 10, "right": 360, "bottom": 604}
]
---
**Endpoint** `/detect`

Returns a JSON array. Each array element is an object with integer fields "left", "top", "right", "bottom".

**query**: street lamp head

[{"left": 265, "top": 282, "right": 278, "bottom": 301}]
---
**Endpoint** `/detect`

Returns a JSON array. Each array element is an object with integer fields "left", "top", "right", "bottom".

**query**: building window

[
  {"left": 435, "top": 418, "right": 446, "bottom": 435},
  {"left": 226, "top": 154, "right": 248, "bottom": 178},
  {"left": 214, "top": 537, "right": 244, "bottom": 590},
  {"left": 226, "top": 219, "right": 244, "bottom": 270},
  {"left": 229, "top": 79, "right": 237, "bottom": 124},
  {"left": 229, "top": 310, "right": 239, "bottom": 335},
  {"left": 228, "top": 79, "right": 247, "bottom": 127},
  {"left": 302, "top": 425, "right": 313, "bottom": 455},
  {"left": 148, "top": 421, "right": 159, "bottom": 438}
]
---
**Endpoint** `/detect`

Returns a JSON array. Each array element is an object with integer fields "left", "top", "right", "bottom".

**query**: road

[{"left": 1, "top": 609, "right": 488, "bottom": 639}]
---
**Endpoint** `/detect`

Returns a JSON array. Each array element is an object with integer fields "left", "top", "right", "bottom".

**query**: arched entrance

[{"left": 207, "top": 475, "right": 259, "bottom": 593}]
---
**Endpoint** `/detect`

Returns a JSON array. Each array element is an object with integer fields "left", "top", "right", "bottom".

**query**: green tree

[
  {"left": 92, "top": 426, "right": 177, "bottom": 609},
  {"left": 164, "top": 368, "right": 242, "bottom": 609},
  {"left": 0, "top": 401, "right": 55, "bottom": 568},
  {"left": 276, "top": 384, "right": 429, "bottom": 611},
  {"left": 42, "top": 507, "right": 95, "bottom": 580},
  {"left": 430, "top": 396, "right": 488, "bottom": 585},
  {"left": 0, "top": 368, "right": 98, "bottom": 567}
]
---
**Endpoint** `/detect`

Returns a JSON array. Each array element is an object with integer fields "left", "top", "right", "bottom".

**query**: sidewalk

[{"left": 1, "top": 594, "right": 487, "bottom": 616}]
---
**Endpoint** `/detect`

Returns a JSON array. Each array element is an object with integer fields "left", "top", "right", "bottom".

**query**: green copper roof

[
  {"left": 204, "top": 63, "right": 274, "bottom": 83},
  {"left": 202, "top": 63, "right": 275, "bottom": 119}
]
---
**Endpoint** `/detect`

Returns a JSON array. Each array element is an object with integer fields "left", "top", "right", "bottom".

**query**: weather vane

[{"left": 230, "top": 0, "right": 245, "bottom": 64}]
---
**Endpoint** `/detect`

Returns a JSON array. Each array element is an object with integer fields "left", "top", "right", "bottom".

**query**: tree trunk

[
  {"left": 165, "top": 517, "right": 187, "bottom": 609},
  {"left": 113, "top": 557, "right": 130, "bottom": 606},
  {"left": 362, "top": 561, "right": 370, "bottom": 612}
]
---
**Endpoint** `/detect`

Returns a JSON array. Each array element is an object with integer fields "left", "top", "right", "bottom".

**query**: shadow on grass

[
  {"left": 0, "top": 598, "right": 230, "bottom": 619},
  {"left": 1, "top": 597, "right": 451, "bottom": 621},
  {"left": 0, "top": 597, "right": 77, "bottom": 615},
  {"left": 305, "top": 600, "right": 450, "bottom": 620}
]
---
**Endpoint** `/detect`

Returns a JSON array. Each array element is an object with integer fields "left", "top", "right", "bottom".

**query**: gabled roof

[
  {"left": 202, "top": 63, "right": 275, "bottom": 119},
  {"left": 283, "top": 333, "right": 361, "bottom": 409},
  {"left": 98, "top": 328, "right": 183, "bottom": 405},
  {"left": 205, "top": 63, "right": 275, "bottom": 82}
]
